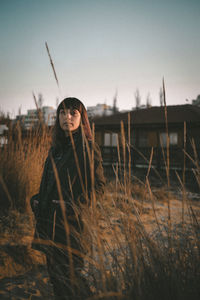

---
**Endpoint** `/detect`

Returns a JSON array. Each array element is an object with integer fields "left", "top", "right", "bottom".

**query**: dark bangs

[{"left": 57, "top": 98, "right": 83, "bottom": 115}]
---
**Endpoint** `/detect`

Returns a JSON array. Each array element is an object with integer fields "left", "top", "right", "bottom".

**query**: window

[
  {"left": 170, "top": 133, "right": 178, "bottom": 145},
  {"left": 112, "top": 133, "right": 118, "bottom": 146},
  {"left": 160, "top": 132, "right": 178, "bottom": 147},
  {"left": 104, "top": 133, "right": 118, "bottom": 146},
  {"left": 104, "top": 133, "right": 111, "bottom": 146}
]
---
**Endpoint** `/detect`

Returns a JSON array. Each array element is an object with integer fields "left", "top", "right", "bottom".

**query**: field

[{"left": 0, "top": 123, "right": 200, "bottom": 300}]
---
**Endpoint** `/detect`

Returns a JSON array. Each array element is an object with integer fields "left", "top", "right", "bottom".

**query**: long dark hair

[{"left": 52, "top": 97, "right": 92, "bottom": 149}]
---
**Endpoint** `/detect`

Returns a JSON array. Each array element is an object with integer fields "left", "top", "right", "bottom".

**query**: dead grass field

[
  {"left": 0, "top": 180, "right": 199, "bottom": 299},
  {"left": 0, "top": 118, "right": 200, "bottom": 299}
]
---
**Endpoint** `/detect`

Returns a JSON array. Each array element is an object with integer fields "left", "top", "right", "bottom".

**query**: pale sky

[{"left": 0, "top": 0, "right": 200, "bottom": 116}]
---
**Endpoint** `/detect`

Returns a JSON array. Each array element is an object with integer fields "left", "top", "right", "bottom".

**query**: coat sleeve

[
  {"left": 93, "top": 142, "right": 106, "bottom": 197},
  {"left": 78, "top": 142, "right": 105, "bottom": 205},
  {"left": 30, "top": 151, "right": 51, "bottom": 214}
]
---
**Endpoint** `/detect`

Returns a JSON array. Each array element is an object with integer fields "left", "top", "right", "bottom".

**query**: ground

[
  {"left": 0, "top": 211, "right": 54, "bottom": 299},
  {"left": 0, "top": 187, "right": 199, "bottom": 300}
]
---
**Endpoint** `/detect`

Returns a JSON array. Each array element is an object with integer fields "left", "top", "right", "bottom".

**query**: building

[
  {"left": 87, "top": 103, "right": 113, "bottom": 118},
  {"left": 93, "top": 104, "right": 200, "bottom": 169},
  {"left": 0, "top": 124, "right": 8, "bottom": 135},
  {"left": 0, "top": 124, "right": 8, "bottom": 147},
  {"left": 42, "top": 106, "right": 56, "bottom": 126},
  {"left": 16, "top": 106, "right": 56, "bottom": 129},
  {"left": 192, "top": 95, "right": 200, "bottom": 106}
]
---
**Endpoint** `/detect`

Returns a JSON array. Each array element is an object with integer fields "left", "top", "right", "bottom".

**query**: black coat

[{"left": 31, "top": 131, "right": 105, "bottom": 253}]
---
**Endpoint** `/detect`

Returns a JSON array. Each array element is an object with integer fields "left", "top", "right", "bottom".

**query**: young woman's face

[{"left": 59, "top": 107, "right": 81, "bottom": 133}]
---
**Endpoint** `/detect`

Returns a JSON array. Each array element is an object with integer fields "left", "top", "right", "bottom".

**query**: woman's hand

[
  {"left": 33, "top": 199, "right": 39, "bottom": 208},
  {"left": 30, "top": 194, "right": 39, "bottom": 214}
]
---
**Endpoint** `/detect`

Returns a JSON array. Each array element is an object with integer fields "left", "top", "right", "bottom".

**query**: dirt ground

[
  {"left": 0, "top": 190, "right": 199, "bottom": 300},
  {"left": 0, "top": 263, "right": 54, "bottom": 300},
  {"left": 0, "top": 211, "right": 54, "bottom": 299}
]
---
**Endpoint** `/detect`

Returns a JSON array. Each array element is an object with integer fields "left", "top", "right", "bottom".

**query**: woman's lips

[{"left": 64, "top": 122, "right": 73, "bottom": 126}]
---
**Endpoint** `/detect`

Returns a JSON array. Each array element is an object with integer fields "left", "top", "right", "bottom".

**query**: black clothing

[
  {"left": 46, "top": 240, "right": 91, "bottom": 300},
  {"left": 32, "top": 130, "right": 105, "bottom": 251},
  {"left": 31, "top": 130, "right": 105, "bottom": 299}
]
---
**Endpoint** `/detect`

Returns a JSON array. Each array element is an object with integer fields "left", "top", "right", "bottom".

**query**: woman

[{"left": 31, "top": 97, "right": 105, "bottom": 300}]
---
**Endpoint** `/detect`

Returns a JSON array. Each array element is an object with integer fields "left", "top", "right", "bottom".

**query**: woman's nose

[{"left": 66, "top": 111, "right": 72, "bottom": 119}]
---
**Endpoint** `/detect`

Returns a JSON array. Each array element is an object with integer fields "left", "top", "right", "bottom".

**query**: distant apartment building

[
  {"left": 16, "top": 106, "right": 56, "bottom": 129},
  {"left": 42, "top": 106, "right": 56, "bottom": 126},
  {"left": 192, "top": 95, "right": 200, "bottom": 106},
  {"left": 0, "top": 124, "right": 8, "bottom": 147},
  {"left": 87, "top": 103, "right": 113, "bottom": 118}
]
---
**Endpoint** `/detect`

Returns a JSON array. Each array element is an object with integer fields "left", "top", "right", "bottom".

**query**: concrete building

[
  {"left": 42, "top": 106, "right": 56, "bottom": 126},
  {"left": 0, "top": 124, "right": 8, "bottom": 147},
  {"left": 87, "top": 103, "right": 113, "bottom": 118},
  {"left": 192, "top": 95, "right": 200, "bottom": 106},
  {"left": 16, "top": 106, "right": 56, "bottom": 129}
]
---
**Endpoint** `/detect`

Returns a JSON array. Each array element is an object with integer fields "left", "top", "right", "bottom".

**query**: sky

[{"left": 0, "top": 0, "right": 200, "bottom": 116}]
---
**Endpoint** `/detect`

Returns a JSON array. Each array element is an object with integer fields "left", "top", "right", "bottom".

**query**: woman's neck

[{"left": 64, "top": 127, "right": 80, "bottom": 137}]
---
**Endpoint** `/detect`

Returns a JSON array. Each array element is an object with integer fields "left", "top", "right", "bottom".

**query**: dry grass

[
  {"left": 0, "top": 119, "right": 200, "bottom": 300},
  {"left": 80, "top": 180, "right": 200, "bottom": 300},
  {"left": 0, "top": 124, "right": 51, "bottom": 212}
]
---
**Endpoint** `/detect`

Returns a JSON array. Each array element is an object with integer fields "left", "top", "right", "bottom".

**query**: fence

[{"left": 100, "top": 146, "right": 200, "bottom": 170}]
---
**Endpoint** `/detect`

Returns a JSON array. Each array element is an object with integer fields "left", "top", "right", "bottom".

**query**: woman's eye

[{"left": 71, "top": 110, "right": 77, "bottom": 116}]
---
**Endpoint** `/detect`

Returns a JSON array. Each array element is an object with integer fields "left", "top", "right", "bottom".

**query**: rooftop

[{"left": 93, "top": 105, "right": 200, "bottom": 126}]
